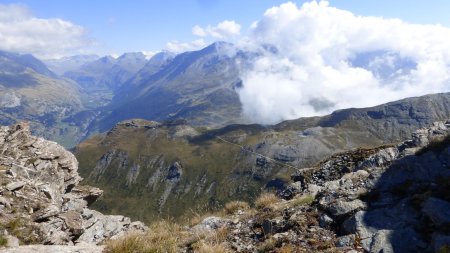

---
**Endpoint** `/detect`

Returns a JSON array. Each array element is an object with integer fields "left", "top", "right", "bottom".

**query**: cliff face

[{"left": 0, "top": 123, "right": 146, "bottom": 248}]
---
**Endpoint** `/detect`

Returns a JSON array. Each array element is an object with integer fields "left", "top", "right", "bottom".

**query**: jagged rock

[
  {"left": 326, "top": 199, "right": 366, "bottom": 218},
  {"left": 59, "top": 211, "right": 84, "bottom": 236},
  {"left": 166, "top": 162, "right": 182, "bottom": 181},
  {"left": 277, "top": 181, "right": 302, "bottom": 200},
  {"left": 335, "top": 234, "right": 355, "bottom": 247},
  {"left": 5, "top": 235, "right": 20, "bottom": 247},
  {"left": 0, "top": 123, "right": 147, "bottom": 247},
  {"left": 261, "top": 217, "right": 289, "bottom": 235},
  {"left": 33, "top": 205, "right": 60, "bottom": 221},
  {"left": 76, "top": 210, "right": 141, "bottom": 244},
  {"left": 299, "top": 120, "right": 450, "bottom": 253},
  {"left": 0, "top": 196, "right": 11, "bottom": 208},
  {"left": 319, "top": 213, "right": 334, "bottom": 228},
  {"left": 192, "top": 216, "right": 229, "bottom": 233},
  {"left": 5, "top": 181, "right": 25, "bottom": 191}
]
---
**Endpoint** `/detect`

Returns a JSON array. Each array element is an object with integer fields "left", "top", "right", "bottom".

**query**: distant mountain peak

[
  {"left": 117, "top": 52, "right": 146, "bottom": 60},
  {"left": 0, "top": 50, "right": 56, "bottom": 78}
]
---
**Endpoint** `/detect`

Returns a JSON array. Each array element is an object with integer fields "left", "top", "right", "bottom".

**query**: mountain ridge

[{"left": 75, "top": 92, "right": 450, "bottom": 223}]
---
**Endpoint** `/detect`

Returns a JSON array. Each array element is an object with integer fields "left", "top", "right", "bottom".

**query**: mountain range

[
  {"left": 0, "top": 43, "right": 251, "bottom": 148},
  {"left": 0, "top": 43, "right": 449, "bottom": 223},
  {"left": 74, "top": 92, "right": 450, "bottom": 222},
  {"left": 0, "top": 50, "right": 83, "bottom": 147},
  {"left": 0, "top": 40, "right": 450, "bottom": 252}
]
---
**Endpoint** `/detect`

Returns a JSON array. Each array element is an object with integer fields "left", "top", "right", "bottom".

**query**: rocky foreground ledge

[{"left": 0, "top": 123, "right": 146, "bottom": 251}]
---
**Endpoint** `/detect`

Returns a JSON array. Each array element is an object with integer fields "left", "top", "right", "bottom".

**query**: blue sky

[{"left": 1, "top": 0, "right": 450, "bottom": 56}]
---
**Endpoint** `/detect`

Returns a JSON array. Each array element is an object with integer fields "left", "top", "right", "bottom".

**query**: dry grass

[
  {"left": 257, "top": 237, "right": 277, "bottom": 253},
  {"left": 278, "top": 244, "right": 295, "bottom": 253},
  {"left": 290, "top": 194, "right": 315, "bottom": 207},
  {"left": 255, "top": 193, "right": 280, "bottom": 210},
  {"left": 0, "top": 218, "right": 41, "bottom": 244},
  {"left": 189, "top": 225, "right": 232, "bottom": 253},
  {"left": 195, "top": 242, "right": 231, "bottom": 253},
  {"left": 104, "top": 220, "right": 183, "bottom": 253},
  {"left": 224, "top": 201, "right": 250, "bottom": 214},
  {"left": 182, "top": 210, "right": 224, "bottom": 227}
]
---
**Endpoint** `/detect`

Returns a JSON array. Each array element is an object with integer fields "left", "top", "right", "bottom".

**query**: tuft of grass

[
  {"left": 189, "top": 223, "right": 230, "bottom": 250},
  {"left": 0, "top": 218, "right": 39, "bottom": 245},
  {"left": 103, "top": 232, "right": 147, "bottom": 253},
  {"left": 257, "top": 238, "right": 277, "bottom": 253},
  {"left": 290, "top": 194, "right": 315, "bottom": 207},
  {"left": 182, "top": 210, "right": 224, "bottom": 227},
  {"left": 194, "top": 242, "right": 231, "bottom": 253},
  {"left": 0, "top": 236, "right": 7, "bottom": 247},
  {"left": 278, "top": 244, "right": 295, "bottom": 253},
  {"left": 5, "top": 219, "right": 22, "bottom": 231},
  {"left": 224, "top": 201, "right": 250, "bottom": 214},
  {"left": 255, "top": 193, "right": 280, "bottom": 210},
  {"left": 105, "top": 220, "right": 183, "bottom": 253}
]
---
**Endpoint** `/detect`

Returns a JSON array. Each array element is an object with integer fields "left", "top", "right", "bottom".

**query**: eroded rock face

[
  {"left": 0, "top": 123, "right": 146, "bottom": 247},
  {"left": 292, "top": 120, "right": 450, "bottom": 253}
]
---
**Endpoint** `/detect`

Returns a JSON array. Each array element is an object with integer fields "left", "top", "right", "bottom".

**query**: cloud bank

[
  {"left": 192, "top": 20, "right": 241, "bottom": 39},
  {"left": 0, "top": 4, "right": 91, "bottom": 59},
  {"left": 237, "top": 1, "right": 450, "bottom": 124}
]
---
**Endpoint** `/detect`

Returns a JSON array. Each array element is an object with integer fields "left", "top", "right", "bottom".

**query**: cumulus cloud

[
  {"left": 165, "top": 38, "right": 206, "bottom": 53},
  {"left": 192, "top": 20, "right": 241, "bottom": 39},
  {"left": 0, "top": 3, "right": 91, "bottom": 59},
  {"left": 236, "top": 1, "right": 450, "bottom": 124}
]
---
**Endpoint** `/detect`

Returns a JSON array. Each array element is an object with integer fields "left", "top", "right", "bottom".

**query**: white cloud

[
  {"left": 0, "top": 3, "right": 91, "bottom": 59},
  {"left": 170, "top": 20, "right": 241, "bottom": 54},
  {"left": 192, "top": 20, "right": 241, "bottom": 39},
  {"left": 141, "top": 51, "right": 157, "bottom": 60},
  {"left": 236, "top": 1, "right": 450, "bottom": 124},
  {"left": 165, "top": 39, "right": 206, "bottom": 53}
]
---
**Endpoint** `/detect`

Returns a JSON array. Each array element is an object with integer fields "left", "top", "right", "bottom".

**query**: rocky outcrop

[
  {"left": 0, "top": 123, "right": 146, "bottom": 249},
  {"left": 291, "top": 120, "right": 450, "bottom": 252}
]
